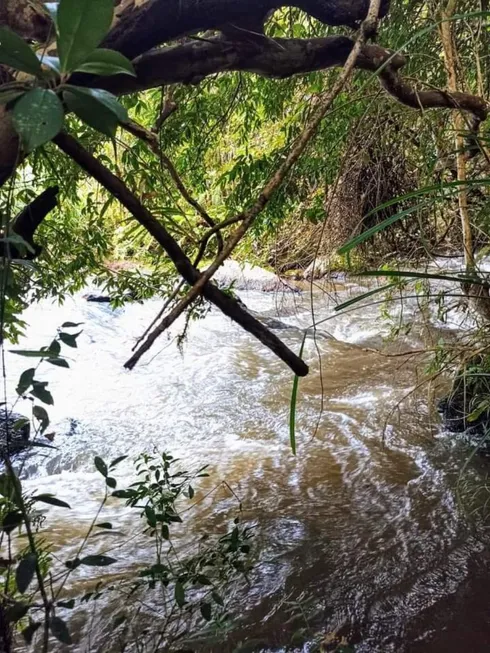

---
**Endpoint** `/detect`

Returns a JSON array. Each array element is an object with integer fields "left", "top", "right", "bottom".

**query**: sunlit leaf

[
  {"left": 10, "top": 350, "right": 58, "bottom": 358},
  {"left": 57, "top": 0, "right": 114, "bottom": 73}
]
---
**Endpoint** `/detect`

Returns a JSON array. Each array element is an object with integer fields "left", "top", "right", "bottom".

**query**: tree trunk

[{"left": 440, "top": 0, "right": 490, "bottom": 321}]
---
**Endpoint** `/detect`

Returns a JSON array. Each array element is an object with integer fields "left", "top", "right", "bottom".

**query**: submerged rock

[
  {"left": 0, "top": 413, "right": 30, "bottom": 456},
  {"left": 84, "top": 293, "right": 111, "bottom": 303}
]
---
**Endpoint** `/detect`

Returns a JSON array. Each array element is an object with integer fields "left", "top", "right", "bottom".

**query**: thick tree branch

[
  {"left": 101, "top": 36, "right": 402, "bottom": 93},
  {"left": 52, "top": 131, "right": 308, "bottom": 376},
  {"left": 99, "top": 35, "right": 488, "bottom": 126},
  {"left": 103, "top": 0, "right": 390, "bottom": 61},
  {"left": 10, "top": 186, "right": 59, "bottom": 258}
]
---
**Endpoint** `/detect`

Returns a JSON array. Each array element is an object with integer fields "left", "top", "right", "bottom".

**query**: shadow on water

[{"left": 6, "top": 282, "right": 490, "bottom": 652}]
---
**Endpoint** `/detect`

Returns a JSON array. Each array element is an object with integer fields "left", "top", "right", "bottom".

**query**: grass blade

[{"left": 289, "top": 333, "right": 307, "bottom": 455}]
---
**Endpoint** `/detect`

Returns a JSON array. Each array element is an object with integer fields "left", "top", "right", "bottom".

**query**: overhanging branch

[
  {"left": 52, "top": 131, "right": 309, "bottom": 377},
  {"left": 99, "top": 35, "right": 488, "bottom": 127},
  {"left": 103, "top": 0, "right": 390, "bottom": 61}
]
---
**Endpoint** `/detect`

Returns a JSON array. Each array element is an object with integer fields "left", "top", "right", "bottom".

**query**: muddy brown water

[{"left": 5, "top": 278, "right": 490, "bottom": 652}]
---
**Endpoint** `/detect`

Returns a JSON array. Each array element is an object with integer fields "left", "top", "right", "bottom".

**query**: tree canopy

[{"left": 0, "top": 0, "right": 488, "bottom": 372}]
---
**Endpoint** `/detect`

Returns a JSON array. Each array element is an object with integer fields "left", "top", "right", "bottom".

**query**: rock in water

[
  {"left": 84, "top": 293, "right": 111, "bottom": 303},
  {"left": 213, "top": 260, "right": 299, "bottom": 292},
  {"left": 0, "top": 413, "right": 30, "bottom": 456}
]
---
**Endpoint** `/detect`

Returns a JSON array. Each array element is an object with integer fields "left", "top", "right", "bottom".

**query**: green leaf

[
  {"left": 79, "top": 555, "right": 117, "bottom": 566},
  {"left": 337, "top": 202, "right": 429, "bottom": 255},
  {"left": 6, "top": 602, "right": 29, "bottom": 623},
  {"left": 57, "top": 0, "right": 114, "bottom": 73},
  {"left": 16, "top": 553, "right": 37, "bottom": 594},
  {"left": 212, "top": 591, "right": 224, "bottom": 606},
  {"left": 0, "top": 27, "right": 43, "bottom": 76},
  {"left": 2, "top": 233, "right": 35, "bottom": 254},
  {"left": 57, "top": 599, "right": 75, "bottom": 609},
  {"left": 50, "top": 616, "right": 72, "bottom": 645},
  {"left": 33, "top": 405, "right": 49, "bottom": 432},
  {"left": 33, "top": 494, "right": 71, "bottom": 508},
  {"left": 22, "top": 621, "right": 41, "bottom": 644},
  {"left": 63, "top": 86, "right": 127, "bottom": 137},
  {"left": 188, "top": 485, "right": 194, "bottom": 499},
  {"left": 62, "top": 322, "right": 83, "bottom": 328},
  {"left": 75, "top": 49, "right": 136, "bottom": 77},
  {"left": 59, "top": 331, "right": 81, "bottom": 348},
  {"left": 16, "top": 367, "right": 35, "bottom": 395},
  {"left": 2, "top": 510, "right": 23, "bottom": 533},
  {"left": 95, "top": 522, "right": 113, "bottom": 529},
  {"left": 49, "top": 339, "right": 61, "bottom": 356},
  {"left": 10, "top": 349, "right": 58, "bottom": 358},
  {"left": 200, "top": 602, "right": 212, "bottom": 621},
  {"left": 174, "top": 581, "right": 185, "bottom": 607},
  {"left": 94, "top": 456, "right": 108, "bottom": 477},
  {"left": 110, "top": 455, "right": 127, "bottom": 468},
  {"left": 13, "top": 418, "right": 29, "bottom": 431},
  {"left": 0, "top": 472, "right": 22, "bottom": 505},
  {"left": 111, "top": 489, "right": 134, "bottom": 499},
  {"left": 359, "top": 270, "right": 485, "bottom": 285},
  {"left": 47, "top": 358, "right": 70, "bottom": 368},
  {"left": 12, "top": 88, "right": 64, "bottom": 152},
  {"left": 31, "top": 382, "right": 54, "bottom": 405},
  {"left": 106, "top": 477, "right": 116, "bottom": 489},
  {"left": 334, "top": 283, "right": 398, "bottom": 313},
  {"left": 0, "top": 89, "right": 26, "bottom": 105},
  {"left": 289, "top": 334, "right": 306, "bottom": 456}
]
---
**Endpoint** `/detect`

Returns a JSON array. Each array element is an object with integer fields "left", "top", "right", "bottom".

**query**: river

[{"left": 5, "top": 270, "right": 490, "bottom": 652}]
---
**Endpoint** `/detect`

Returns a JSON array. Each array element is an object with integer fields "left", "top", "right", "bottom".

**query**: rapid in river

[{"left": 5, "top": 265, "right": 490, "bottom": 652}]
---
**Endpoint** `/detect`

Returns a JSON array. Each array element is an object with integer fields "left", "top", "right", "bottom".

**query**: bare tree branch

[{"left": 52, "top": 131, "right": 309, "bottom": 376}]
